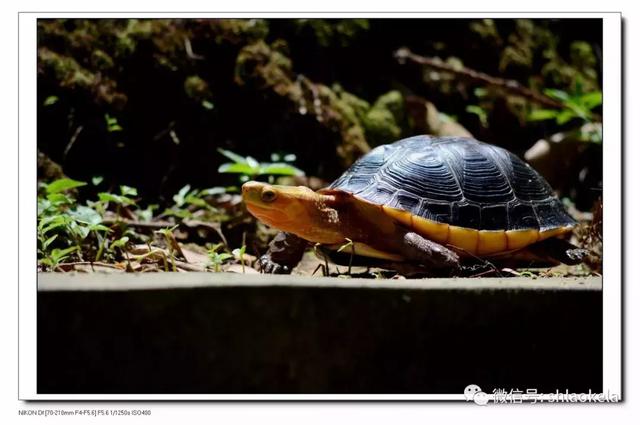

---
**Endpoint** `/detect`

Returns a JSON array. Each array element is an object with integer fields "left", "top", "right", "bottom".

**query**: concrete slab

[
  {"left": 38, "top": 272, "right": 602, "bottom": 291},
  {"left": 36, "top": 273, "right": 603, "bottom": 396}
]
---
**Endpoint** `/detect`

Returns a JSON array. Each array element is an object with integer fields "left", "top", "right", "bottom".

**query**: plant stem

[{"left": 95, "top": 233, "right": 106, "bottom": 262}]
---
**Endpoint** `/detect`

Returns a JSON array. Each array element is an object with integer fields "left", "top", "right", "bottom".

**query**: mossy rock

[{"left": 362, "top": 91, "right": 405, "bottom": 147}]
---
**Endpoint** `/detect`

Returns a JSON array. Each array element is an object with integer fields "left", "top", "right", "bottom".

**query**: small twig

[
  {"left": 469, "top": 268, "right": 500, "bottom": 278},
  {"left": 123, "top": 249, "right": 134, "bottom": 272},
  {"left": 184, "top": 37, "right": 204, "bottom": 60},
  {"left": 63, "top": 125, "right": 84, "bottom": 160},
  {"left": 241, "top": 232, "right": 246, "bottom": 274},
  {"left": 102, "top": 218, "right": 176, "bottom": 229},
  {"left": 312, "top": 263, "right": 327, "bottom": 277},
  {"left": 444, "top": 242, "right": 502, "bottom": 278},
  {"left": 349, "top": 242, "right": 355, "bottom": 275},
  {"left": 95, "top": 234, "right": 107, "bottom": 262},
  {"left": 395, "top": 47, "right": 567, "bottom": 110},
  {"left": 57, "top": 261, "right": 124, "bottom": 270}
]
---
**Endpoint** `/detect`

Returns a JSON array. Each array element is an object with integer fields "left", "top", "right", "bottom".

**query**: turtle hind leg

[
  {"left": 401, "top": 232, "right": 461, "bottom": 273},
  {"left": 259, "top": 232, "right": 308, "bottom": 274}
]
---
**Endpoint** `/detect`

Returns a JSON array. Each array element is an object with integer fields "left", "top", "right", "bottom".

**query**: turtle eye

[{"left": 260, "top": 188, "right": 277, "bottom": 203}]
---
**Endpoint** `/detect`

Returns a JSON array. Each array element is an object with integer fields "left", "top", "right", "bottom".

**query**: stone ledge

[
  {"left": 38, "top": 272, "right": 602, "bottom": 292},
  {"left": 36, "top": 273, "right": 603, "bottom": 395}
]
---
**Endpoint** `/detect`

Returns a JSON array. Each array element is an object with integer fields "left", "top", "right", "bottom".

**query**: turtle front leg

[
  {"left": 258, "top": 232, "right": 308, "bottom": 274},
  {"left": 400, "top": 232, "right": 461, "bottom": 272}
]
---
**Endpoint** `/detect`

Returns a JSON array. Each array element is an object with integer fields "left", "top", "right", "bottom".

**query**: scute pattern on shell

[{"left": 329, "top": 136, "right": 576, "bottom": 231}]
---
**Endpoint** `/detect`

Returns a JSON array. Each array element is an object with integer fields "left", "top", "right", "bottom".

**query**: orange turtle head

[{"left": 242, "top": 181, "right": 344, "bottom": 244}]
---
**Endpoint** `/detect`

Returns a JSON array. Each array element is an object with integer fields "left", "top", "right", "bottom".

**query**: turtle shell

[{"left": 329, "top": 136, "right": 576, "bottom": 255}]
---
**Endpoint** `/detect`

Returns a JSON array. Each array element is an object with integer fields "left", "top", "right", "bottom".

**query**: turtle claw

[
  {"left": 258, "top": 254, "right": 292, "bottom": 274},
  {"left": 566, "top": 248, "right": 589, "bottom": 262},
  {"left": 257, "top": 232, "right": 307, "bottom": 274}
]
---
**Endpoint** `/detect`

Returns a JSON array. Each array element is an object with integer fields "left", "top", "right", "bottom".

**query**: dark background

[{"left": 37, "top": 18, "right": 603, "bottom": 209}]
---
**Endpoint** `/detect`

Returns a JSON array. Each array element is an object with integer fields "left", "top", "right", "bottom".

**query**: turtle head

[{"left": 242, "top": 181, "right": 344, "bottom": 244}]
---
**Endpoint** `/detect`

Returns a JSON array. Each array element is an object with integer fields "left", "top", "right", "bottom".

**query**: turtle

[{"left": 242, "top": 135, "right": 587, "bottom": 275}]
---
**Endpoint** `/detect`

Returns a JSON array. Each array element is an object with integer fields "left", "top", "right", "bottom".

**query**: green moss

[
  {"left": 569, "top": 41, "right": 598, "bottom": 82},
  {"left": 372, "top": 91, "right": 404, "bottom": 123},
  {"left": 295, "top": 19, "right": 334, "bottom": 47},
  {"left": 362, "top": 91, "right": 404, "bottom": 147},
  {"left": 313, "top": 85, "right": 371, "bottom": 166},
  {"left": 333, "top": 84, "right": 370, "bottom": 123},
  {"left": 207, "top": 19, "right": 269, "bottom": 45},
  {"left": 235, "top": 41, "right": 297, "bottom": 99},
  {"left": 363, "top": 108, "right": 401, "bottom": 146},
  {"left": 295, "top": 19, "right": 369, "bottom": 47},
  {"left": 38, "top": 48, "right": 96, "bottom": 89},
  {"left": 334, "top": 19, "right": 370, "bottom": 46},
  {"left": 184, "top": 75, "right": 211, "bottom": 100},
  {"left": 470, "top": 19, "right": 502, "bottom": 45},
  {"left": 91, "top": 49, "right": 114, "bottom": 71},
  {"left": 38, "top": 47, "right": 126, "bottom": 107},
  {"left": 494, "top": 19, "right": 598, "bottom": 93}
]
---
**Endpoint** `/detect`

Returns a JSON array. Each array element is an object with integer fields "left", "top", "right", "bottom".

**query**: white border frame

[{"left": 18, "top": 12, "right": 622, "bottom": 401}]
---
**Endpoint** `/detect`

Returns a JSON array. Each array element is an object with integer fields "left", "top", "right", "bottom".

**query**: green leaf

[
  {"left": 120, "top": 185, "right": 138, "bottom": 197},
  {"left": 137, "top": 204, "right": 158, "bottom": 222},
  {"left": 98, "top": 192, "right": 134, "bottom": 206},
  {"left": 172, "top": 185, "right": 191, "bottom": 206},
  {"left": 91, "top": 176, "right": 104, "bottom": 186},
  {"left": 465, "top": 105, "right": 483, "bottom": 114},
  {"left": 111, "top": 236, "right": 129, "bottom": 249},
  {"left": 43, "top": 95, "right": 59, "bottom": 106},
  {"left": 50, "top": 246, "right": 78, "bottom": 263},
  {"left": 579, "top": 91, "right": 603, "bottom": 110},
  {"left": 69, "top": 205, "right": 102, "bottom": 225},
  {"left": 38, "top": 258, "right": 53, "bottom": 267},
  {"left": 218, "top": 162, "right": 258, "bottom": 175},
  {"left": 201, "top": 100, "right": 214, "bottom": 110},
  {"left": 556, "top": 109, "right": 577, "bottom": 125},
  {"left": 46, "top": 178, "right": 87, "bottom": 194},
  {"left": 465, "top": 105, "right": 488, "bottom": 127},
  {"left": 207, "top": 243, "right": 224, "bottom": 253},
  {"left": 39, "top": 215, "right": 68, "bottom": 233},
  {"left": 46, "top": 193, "right": 73, "bottom": 205},
  {"left": 42, "top": 234, "right": 58, "bottom": 249},
  {"left": 199, "top": 187, "right": 227, "bottom": 196},
  {"left": 105, "top": 114, "right": 123, "bottom": 132},
  {"left": 217, "top": 148, "right": 248, "bottom": 164},
  {"left": 232, "top": 246, "right": 246, "bottom": 258},
  {"left": 258, "top": 163, "right": 305, "bottom": 176},
  {"left": 185, "top": 194, "right": 208, "bottom": 207},
  {"left": 163, "top": 207, "right": 191, "bottom": 219},
  {"left": 38, "top": 198, "right": 52, "bottom": 215},
  {"left": 68, "top": 220, "right": 91, "bottom": 240},
  {"left": 88, "top": 224, "right": 112, "bottom": 233},
  {"left": 210, "top": 252, "right": 233, "bottom": 263},
  {"left": 528, "top": 109, "right": 559, "bottom": 121},
  {"left": 543, "top": 88, "right": 570, "bottom": 101},
  {"left": 573, "top": 76, "right": 584, "bottom": 97},
  {"left": 245, "top": 156, "right": 260, "bottom": 169},
  {"left": 98, "top": 193, "right": 119, "bottom": 203},
  {"left": 157, "top": 224, "right": 180, "bottom": 236}
]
